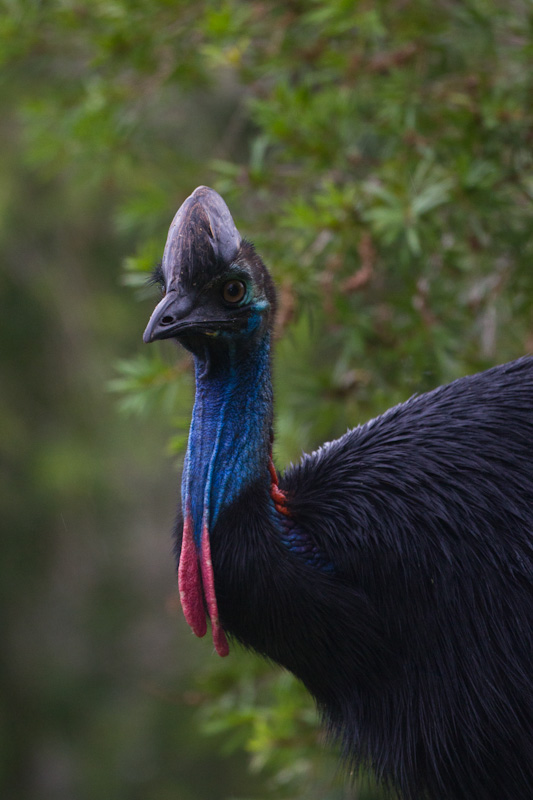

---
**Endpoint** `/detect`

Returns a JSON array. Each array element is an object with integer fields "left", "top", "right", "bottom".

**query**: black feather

[
  {"left": 209, "top": 358, "right": 533, "bottom": 800},
  {"left": 148, "top": 260, "right": 165, "bottom": 290}
]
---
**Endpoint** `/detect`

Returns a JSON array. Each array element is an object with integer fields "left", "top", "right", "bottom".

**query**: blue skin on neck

[
  {"left": 182, "top": 321, "right": 274, "bottom": 548},
  {"left": 181, "top": 307, "right": 334, "bottom": 573}
]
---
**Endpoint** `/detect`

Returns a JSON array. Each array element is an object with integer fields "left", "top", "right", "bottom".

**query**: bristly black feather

[{"left": 148, "top": 260, "right": 165, "bottom": 291}]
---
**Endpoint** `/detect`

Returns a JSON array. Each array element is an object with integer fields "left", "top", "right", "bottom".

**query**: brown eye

[{"left": 222, "top": 280, "right": 246, "bottom": 304}]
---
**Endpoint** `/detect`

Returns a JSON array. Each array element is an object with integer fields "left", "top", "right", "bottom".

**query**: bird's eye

[{"left": 222, "top": 280, "right": 246, "bottom": 304}]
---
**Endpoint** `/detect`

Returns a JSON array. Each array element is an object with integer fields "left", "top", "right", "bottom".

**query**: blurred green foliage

[{"left": 2, "top": 1, "right": 533, "bottom": 798}]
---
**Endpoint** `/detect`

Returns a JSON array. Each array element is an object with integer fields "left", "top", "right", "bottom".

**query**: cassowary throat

[
  {"left": 143, "top": 186, "right": 533, "bottom": 800},
  {"left": 144, "top": 186, "right": 282, "bottom": 655}
]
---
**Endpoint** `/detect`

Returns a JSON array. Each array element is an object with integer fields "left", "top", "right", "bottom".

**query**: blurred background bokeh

[{"left": 2, "top": 2, "right": 533, "bottom": 799}]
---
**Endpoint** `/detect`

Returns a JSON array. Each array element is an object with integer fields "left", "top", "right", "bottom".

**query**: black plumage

[{"left": 143, "top": 186, "right": 533, "bottom": 800}]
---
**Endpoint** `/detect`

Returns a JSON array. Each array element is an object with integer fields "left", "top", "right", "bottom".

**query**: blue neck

[{"left": 182, "top": 334, "right": 274, "bottom": 546}]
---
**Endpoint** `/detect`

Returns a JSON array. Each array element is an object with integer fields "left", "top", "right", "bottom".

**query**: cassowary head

[{"left": 143, "top": 186, "right": 276, "bottom": 355}]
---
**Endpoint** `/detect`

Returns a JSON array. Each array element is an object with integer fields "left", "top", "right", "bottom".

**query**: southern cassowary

[{"left": 143, "top": 186, "right": 533, "bottom": 800}]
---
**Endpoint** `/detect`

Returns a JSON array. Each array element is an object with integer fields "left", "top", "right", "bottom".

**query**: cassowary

[{"left": 143, "top": 186, "right": 533, "bottom": 800}]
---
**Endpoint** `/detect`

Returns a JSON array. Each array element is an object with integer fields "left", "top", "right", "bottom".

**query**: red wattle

[
  {"left": 269, "top": 457, "right": 290, "bottom": 515},
  {"left": 201, "top": 522, "right": 230, "bottom": 657},
  {"left": 178, "top": 511, "right": 207, "bottom": 638},
  {"left": 178, "top": 508, "right": 229, "bottom": 657}
]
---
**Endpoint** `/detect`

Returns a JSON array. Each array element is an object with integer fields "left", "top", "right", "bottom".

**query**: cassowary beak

[{"left": 142, "top": 291, "right": 194, "bottom": 343}]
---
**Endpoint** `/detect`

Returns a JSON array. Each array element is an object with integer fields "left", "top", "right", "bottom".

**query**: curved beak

[{"left": 143, "top": 291, "right": 194, "bottom": 343}]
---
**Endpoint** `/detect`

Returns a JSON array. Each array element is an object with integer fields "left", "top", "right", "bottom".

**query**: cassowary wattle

[
  {"left": 142, "top": 186, "right": 533, "bottom": 800},
  {"left": 178, "top": 508, "right": 228, "bottom": 656}
]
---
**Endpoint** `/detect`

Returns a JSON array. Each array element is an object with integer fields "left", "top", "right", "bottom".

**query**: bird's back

[{"left": 280, "top": 356, "right": 533, "bottom": 800}]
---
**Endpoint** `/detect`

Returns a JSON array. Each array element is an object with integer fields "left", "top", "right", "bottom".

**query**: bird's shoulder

[
  {"left": 281, "top": 356, "right": 533, "bottom": 491},
  {"left": 278, "top": 356, "right": 533, "bottom": 571}
]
